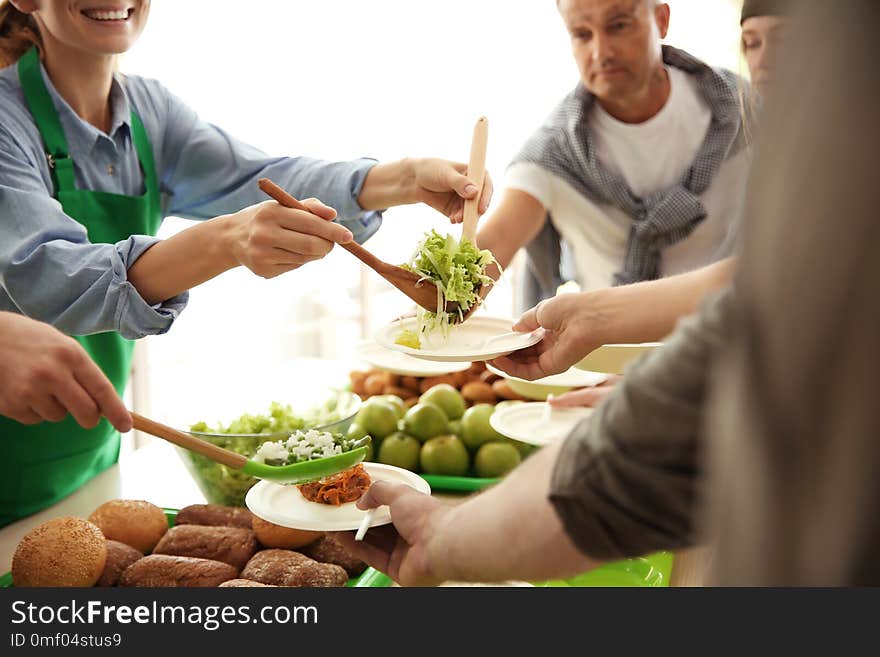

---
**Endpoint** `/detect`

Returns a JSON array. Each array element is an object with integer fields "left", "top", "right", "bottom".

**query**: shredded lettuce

[{"left": 401, "top": 230, "right": 496, "bottom": 338}]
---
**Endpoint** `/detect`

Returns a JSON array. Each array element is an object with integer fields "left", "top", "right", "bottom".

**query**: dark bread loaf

[
  {"left": 152, "top": 525, "right": 257, "bottom": 570},
  {"left": 119, "top": 555, "right": 238, "bottom": 587},
  {"left": 241, "top": 549, "right": 347, "bottom": 587},
  {"left": 175, "top": 504, "right": 253, "bottom": 529}
]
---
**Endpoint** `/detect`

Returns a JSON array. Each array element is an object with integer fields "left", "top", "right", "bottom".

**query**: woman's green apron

[{"left": 0, "top": 48, "right": 162, "bottom": 527}]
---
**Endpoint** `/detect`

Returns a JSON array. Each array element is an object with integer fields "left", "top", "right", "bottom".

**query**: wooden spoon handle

[
  {"left": 131, "top": 412, "right": 248, "bottom": 470},
  {"left": 462, "top": 116, "right": 488, "bottom": 245},
  {"left": 259, "top": 177, "right": 395, "bottom": 275},
  {"left": 258, "top": 178, "right": 310, "bottom": 211}
]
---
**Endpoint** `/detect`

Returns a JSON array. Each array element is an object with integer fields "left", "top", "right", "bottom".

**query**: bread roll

[
  {"left": 153, "top": 525, "right": 257, "bottom": 570},
  {"left": 300, "top": 535, "right": 367, "bottom": 577},
  {"left": 119, "top": 555, "right": 238, "bottom": 587},
  {"left": 97, "top": 540, "right": 144, "bottom": 587},
  {"left": 88, "top": 499, "right": 168, "bottom": 552},
  {"left": 218, "top": 578, "right": 276, "bottom": 587},
  {"left": 252, "top": 516, "right": 322, "bottom": 549},
  {"left": 175, "top": 504, "right": 253, "bottom": 529},
  {"left": 12, "top": 517, "right": 107, "bottom": 587},
  {"left": 241, "top": 549, "right": 347, "bottom": 587}
]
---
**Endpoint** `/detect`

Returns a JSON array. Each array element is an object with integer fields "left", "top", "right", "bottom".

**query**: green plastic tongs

[{"left": 131, "top": 412, "right": 369, "bottom": 485}]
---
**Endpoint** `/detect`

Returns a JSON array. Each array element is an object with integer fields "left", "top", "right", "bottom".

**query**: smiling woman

[{"left": 0, "top": 0, "right": 495, "bottom": 527}]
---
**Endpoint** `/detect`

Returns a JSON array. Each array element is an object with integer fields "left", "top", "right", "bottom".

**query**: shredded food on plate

[{"left": 297, "top": 464, "right": 372, "bottom": 506}]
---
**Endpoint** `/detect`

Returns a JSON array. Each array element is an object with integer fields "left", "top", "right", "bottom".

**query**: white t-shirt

[{"left": 506, "top": 67, "right": 750, "bottom": 292}]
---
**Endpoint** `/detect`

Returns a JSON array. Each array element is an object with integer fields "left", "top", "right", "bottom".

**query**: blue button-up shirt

[{"left": 0, "top": 61, "right": 382, "bottom": 339}]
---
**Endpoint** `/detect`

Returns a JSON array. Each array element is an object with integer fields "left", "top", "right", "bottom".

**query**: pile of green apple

[{"left": 347, "top": 384, "right": 533, "bottom": 478}]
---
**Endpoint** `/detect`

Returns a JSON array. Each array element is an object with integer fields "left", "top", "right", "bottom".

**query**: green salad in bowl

[{"left": 183, "top": 391, "right": 361, "bottom": 506}]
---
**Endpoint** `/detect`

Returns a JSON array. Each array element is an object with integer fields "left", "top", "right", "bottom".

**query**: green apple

[
  {"left": 419, "top": 384, "right": 466, "bottom": 421},
  {"left": 374, "top": 394, "right": 406, "bottom": 419},
  {"left": 420, "top": 435, "right": 470, "bottom": 476},
  {"left": 401, "top": 402, "right": 449, "bottom": 442},
  {"left": 377, "top": 432, "right": 421, "bottom": 471},
  {"left": 346, "top": 422, "right": 374, "bottom": 460},
  {"left": 355, "top": 398, "right": 400, "bottom": 440},
  {"left": 460, "top": 403, "right": 505, "bottom": 451},
  {"left": 474, "top": 442, "right": 522, "bottom": 478}
]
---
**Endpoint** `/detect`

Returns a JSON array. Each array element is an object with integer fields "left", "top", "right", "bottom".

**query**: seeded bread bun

[
  {"left": 12, "top": 517, "right": 107, "bottom": 587},
  {"left": 252, "top": 516, "right": 322, "bottom": 549},
  {"left": 88, "top": 500, "right": 168, "bottom": 553}
]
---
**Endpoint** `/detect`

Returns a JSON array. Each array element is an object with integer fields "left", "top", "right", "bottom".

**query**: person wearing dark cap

[
  {"left": 741, "top": 0, "right": 792, "bottom": 97},
  {"left": 485, "top": 0, "right": 796, "bottom": 408}
]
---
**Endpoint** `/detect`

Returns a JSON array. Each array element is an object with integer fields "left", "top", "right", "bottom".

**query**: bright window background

[{"left": 121, "top": 0, "right": 743, "bottom": 441}]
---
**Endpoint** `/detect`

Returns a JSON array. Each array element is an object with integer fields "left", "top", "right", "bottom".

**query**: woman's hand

[
  {"left": 333, "top": 481, "right": 451, "bottom": 586},
  {"left": 226, "top": 198, "right": 353, "bottom": 278},
  {"left": 358, "top": 158, "right": 494, "bottom": 221},
  {"left": 0, "top": 313, "right": 132, "bottom": 432}
]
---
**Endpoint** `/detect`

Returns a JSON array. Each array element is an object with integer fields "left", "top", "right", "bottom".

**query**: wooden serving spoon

[
  {"left": 257, "top": 178, "right": 456, "bottom": 314},
  {"left": 457, "top": 116, "right": 493, "bottom": 323},
  {"left": 131, "top": 412, "right": 369, "bottom": 485}
]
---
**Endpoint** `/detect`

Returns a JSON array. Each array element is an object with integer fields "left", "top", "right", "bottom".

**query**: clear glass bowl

[{"left": 178, "top": 390, "right": 361, "bottom": 506}]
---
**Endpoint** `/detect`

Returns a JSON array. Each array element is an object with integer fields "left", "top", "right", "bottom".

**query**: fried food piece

[
  {"left": 461, "top": 381, "right": 497, "bottom": 404},
  {"left": 119, "top": 555, "right": 238, "bottom": 587},
  {"left": 300, "top": 535, "right": 367, "bottom": 577},
  {"left": 492, "top": 379, "right": 528, "bottom": 401},
  {"left": 419, "top": 375, "right": 459, "bottom": 394},
  {"left": 241, "top": 549, "right": 348, "bottom": 587},
  {"left": 97, "top": 540, "right": 144, "bottom": 587},
  {"left": 251, "top": 516, "right": 323, "bottom": 549},
  {"left": 12, "top": 517, "right": 107, "bottom": 587},
  {"left": 218, "top": 578, "right": 277, "bottom": 587},
  {"left": 152, "top": 525, "right": 257, "bottom": 570},
  {"left": 297, "top": 463, "right": 371, "bottom": 506},
  {"left": 88, "top": 499, "right": 168, "bottom": 552},
  {"left": 175, "top": 504, "right": 253, "bottom": 529}
]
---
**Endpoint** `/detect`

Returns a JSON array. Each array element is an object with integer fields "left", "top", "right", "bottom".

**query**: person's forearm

[
  {"left": 588, "top": 257, "right": 736, "bottom": 344},
  {"left": 357, "top": 158, "right": 419, "bottom": 210},
  {"left": 127, "top": 215, "right": 237, "bottom": 305},
  {"left": 428, "top": 442, "right": 600, "bottom": 583}
]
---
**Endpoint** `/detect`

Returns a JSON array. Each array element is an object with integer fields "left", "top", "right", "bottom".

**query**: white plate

[
  {"left": 574, "top": 342, "right": 663, "bottom": 374},
  {"left": 489, "top": 402, "right": 594, "bottom": 446},
  {"left": 245, "top": 462, "right": 430, "bottom": 531},
  {"left": 355, "top": 340, "right": 471, "bottom": 376},
  {"left": 485, "top": 363, "right": 608, "bottom": 389},
  {"left": 374, "top": 316, "right": 545, "bottom": 363}
]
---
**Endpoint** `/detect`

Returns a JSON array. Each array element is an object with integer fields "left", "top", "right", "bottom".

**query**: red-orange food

[{"left": 296, "top": 464, "right": 371, "bottom": 506}]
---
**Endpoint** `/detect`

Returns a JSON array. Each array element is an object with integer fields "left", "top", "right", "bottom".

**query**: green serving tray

[
  {"left": 533, "top": 551, "right": 673, "bottom": 587},
  {"left": 0, "top": 508, "right": 392, "bottom": 588},
  {"left": 418, "top": 473, "right": 499, "bottom": 492}
]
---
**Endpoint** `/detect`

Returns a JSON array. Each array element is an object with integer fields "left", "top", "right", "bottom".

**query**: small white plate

[
  {"left": 489, "top": 402, "right": 594, "bottom": 446},
  {"left": 485, "top": 363, "right": 608, "bottom": 389},
  {"left": 574, "top": 343, "right": 663, "bottom": 374},
  {"left": 355, "top": 340, "right": 471, "bottom": 377},
  {"left": 245, "top": 462, "right": 430, "bottom": 531},
  {"left": 374, "top": 316, "right": 545, "bottom": 363}
]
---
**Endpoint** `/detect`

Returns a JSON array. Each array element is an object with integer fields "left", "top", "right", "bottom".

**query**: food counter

[{"left": 0, "top": 356, "right": 706, "bottom": 586}]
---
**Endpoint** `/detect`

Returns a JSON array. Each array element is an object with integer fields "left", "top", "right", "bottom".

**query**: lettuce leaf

[{"left": 401, "top": 229, "right": 496, "bottom": 337}]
